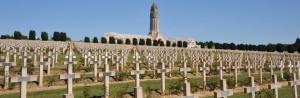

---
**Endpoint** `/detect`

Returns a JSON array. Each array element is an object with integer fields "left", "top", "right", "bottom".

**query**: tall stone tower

[{"left": 148, "top": 2, "right": 164, "bottom": 41}]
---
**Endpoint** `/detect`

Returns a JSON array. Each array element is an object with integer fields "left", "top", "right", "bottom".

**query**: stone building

[{"left": 103, "top": 2, "right": 197, "bottom": 48}]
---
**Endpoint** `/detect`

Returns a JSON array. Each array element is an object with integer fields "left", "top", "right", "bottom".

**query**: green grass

[{"left": 0, "top": 72, "right": 294, "bottom": 98}]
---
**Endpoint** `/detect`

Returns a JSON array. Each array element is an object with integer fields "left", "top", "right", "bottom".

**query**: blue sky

[{"left": 0, "top": 0, "right": 299, "bottom": 45}]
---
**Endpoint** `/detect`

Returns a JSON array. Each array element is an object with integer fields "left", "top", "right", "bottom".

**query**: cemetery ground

[
  {"left": 0, "top": 73, "right": 298, "bottom": 98},
  {"left": 0, "top": 52, "right": 298, "bottom": 98},
  {"left": 0, "top": 40, "right": 299, "bottom": 98}
]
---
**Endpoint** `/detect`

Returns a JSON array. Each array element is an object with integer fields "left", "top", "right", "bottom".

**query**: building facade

[{"left": 103, "top": 2, "right": 197, "bottom": 48}]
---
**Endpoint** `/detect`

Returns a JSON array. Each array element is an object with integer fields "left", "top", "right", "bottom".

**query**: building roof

[{"left": 103, "top": 32, "right": 151, "bottom": 39}]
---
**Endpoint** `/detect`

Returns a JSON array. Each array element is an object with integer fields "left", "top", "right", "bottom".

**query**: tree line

[
  {"left": 83, "top": 36, "right": 189, "bottom": 48},
  {"left": 0, "top": 30, "right": 70, "bottom": 41},
  {"left": 197, "top": 38, "right": 300, "bottom": 53}
]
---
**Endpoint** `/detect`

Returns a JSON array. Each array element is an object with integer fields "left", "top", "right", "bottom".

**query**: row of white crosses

[
  {"left": 90, "top": 49, "right": 100, "bottom": 82},
  {"left": 200, "top": 53, "right": 211, "bottom": 89},
  {"left": 10, "top": 48, "right": 37, "bottom": 98},
  {"left": 1, "top": 41, "right": 300, "bottom": 98},
  {"left": 131, "top": 49, "right": 145, "bottom": 98},
  {"left": 180, "top": 54, "right": 197, "bottom": 98},
  {"left": 99, "top": 49, "right": 115, "bottom": 98},
  {"left": 0, "top": 47, "right": 16, "bottom": 90},
  {"left": 60, "top": 45, "right": 80, "bottom": 98},
  {"left": 157, "top": 54, "right": 170, "bottom": 95},
  {"left": 34, "top": 47, "right": 49, "bottom": 87}
]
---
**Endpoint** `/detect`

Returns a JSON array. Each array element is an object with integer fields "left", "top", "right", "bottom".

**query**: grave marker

[
  {"left": 34, "top": 48, "right": 49, "bottom": 87},
  {"left": 100, "top": 50, "right": 115, "bottom": 98},
  {"left": 157, "top": 59, "right": 170, "bottom": 95},
  {"left": 288, "top": 73, "right": 299, "bottom": 98},
  {"left": 10, "top": 48, "right": 37, "bottom": 98},
  {"left": 268, "top": 74, "right": 281, "bottom": 98},
  {"left": 214, "top": 79, "right": 233, "bottom": 98},
  {"left": 244, "top": 76, "right": 259, "bottom": 98},
  {"left": 0, "top": 47, "right": 16, "bottom": 90},
  {"left": 60, "top": 47, "right": 80, "bottom": 98},
  {"left": 131, "top": 51, "right": 145, "bottom": 98}
]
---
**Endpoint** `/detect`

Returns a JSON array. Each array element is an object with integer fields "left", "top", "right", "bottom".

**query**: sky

[{"left": 0, "top": 0, "right": 299, "bottom": 45}]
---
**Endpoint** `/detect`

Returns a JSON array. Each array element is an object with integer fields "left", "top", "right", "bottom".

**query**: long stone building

[{"left": 103, "top": 2, "right": 197, "bottom": 48}]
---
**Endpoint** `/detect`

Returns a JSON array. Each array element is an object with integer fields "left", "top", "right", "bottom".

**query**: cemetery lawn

[{"left": 0, "top": 73, "right": 298, "bottom": 98}]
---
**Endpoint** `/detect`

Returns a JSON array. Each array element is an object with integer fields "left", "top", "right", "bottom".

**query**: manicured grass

[{"left": 1, "top": 72, "right": 293, "bottom": 98}]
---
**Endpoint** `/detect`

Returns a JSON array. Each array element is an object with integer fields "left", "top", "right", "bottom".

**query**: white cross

[
  {"left": 0, "top": 47, "right": 16, "bottom": 90},
  {"left": 130, "top": 51, "right": 145, "bottom": 98},
  {"left": 288, "top": 73, "right": 299, "bottom": 98},
  {"left": 200, "top": 62, "right": 210, "bottom": 89},
  {"left": 157, "top": 60, "right": 170, "bottom": 95},
  {"left": 214, "top": 79, "right": 233, "bottom": 98},
  {"left": 60, "top": 47, "right": 80, "bottom": 98},
  {"left": 10, "top": 48, "right": 37, "bottom": 98},
  {"left": 268, "top": 74, "right": 281, "bottom": 98},
  {"left": 244, "top": 76, "right": 260, "bottom": 98}
]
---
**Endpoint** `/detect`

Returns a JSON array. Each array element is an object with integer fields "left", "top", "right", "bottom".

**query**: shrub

[
  {"left": 238, "top": 76, "right": 249, "bottom": 87},
  {"left": 168, "top": 78, "right": 184, "bottom": 95},
  {"left": 74, "top": 64, "right": 82, "bottom": 72},
  {"left": 224, "top": 76, "right": 236, "bottom": 89},
  {"left": 85, "top": 64, "right": 93, "bottom": 72},
  {"left": 47, "top": 74, "right": 59, "bottom": 87},
  {"left": 83, "top": 86, "right": 92, "bottom": 98},
  {"left": 27, "top": 64, "right": 35, "bottom": 75},
  {"left": 8, "top": 83, "right": 17, "bottom": 90},
  {"left": 256, "top": 88, "right": 274, "bottom": 98},
  {"left": 117, "top": 71, "right": 129, "bottom": 81},
  {"left": 206, "top": 76, "right": 219, "bottom": 91},
  {"left": 171, "top": 70, "right": 181, "bottom": 77},
  {"left": 283, "top": 71, "right": 291, "bottom": 81},
  {"left": 189, "top": 79, "right": 201, "bottom": 93}
]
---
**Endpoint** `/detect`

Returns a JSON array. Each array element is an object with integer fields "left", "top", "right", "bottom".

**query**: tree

[
  {"left": 172, "top": 43, "right": 176, "bottom": 47},
  {"left": 125, "top": 38, "right": 131, "bottom": 45},
  {"left": 230, "top": 43, "right": 236, "bottom": 50},
  {"left": 29, "top": 30, "right": 36, "bottom": 40},
  {"left": 66, "top": 37, "right": 71, "bottom": 41},
  {"left": 214, "top": 43, "right": 221, "bottom": 49},
  {"left": 93, "top": 37, "right": 98, "bottom": 43},
  {"left": 287, "top": 45, "right": 295, "bottom": 53},
  {"left": 267, "top": 44, "right": 275, "bottom": 52},
  {"left": 146, "top": 38, "right": 152, "bottom": 46},
  {"left": 276, "top": 43, "right": 285, "bottom": 52},
  {"left": 183, "top": 41, "right": 188, "bottom": 48},
  {"left": 41, "top": 32, "right": 48, "bottom": 41},
  {"left": 139, "top": 39, "right": 145, "bottom": 45},
  {"left": 293, "top": 38, "right": 300, "bottom": 50},
  {"left": 153, "top": 39, "right": 158, "bottom": 46},
  {"left": 53, "top": 32, "right": 60, "bottom": 41},
  {"left": 22, "top": 35, "right": 28, "bottom": 39},
  {"left": 223, "top": 43, "right": 229, "bottom": 49},
  {"left": 117, "top": 39, "right": 123, "bottom": 44},
  {"left": 133, "top": 38, "right": 138, "bottom": 45},
  {"left": 84, "top": 37, "right": 90, "bottom": 43},
  {"left": 60, "top": 32, "right": 67, "bottom": 41},
  {"left": 109, "top": 37, "right": 115, "bottom": 44},
  {"left": 258, "top": 45, "right": 267, "bottom": 51},
  {"left": 298, "top": 47, "right": 300, "bottom": 53},
  {"left": 14, "top": 31, "right": 22, "bottom": 40},
  {"left": 101, "top": 37, "right": 107, "bottom": 43},
  {"left": 159, "top": 41, "right": 165, "bottom": 46},
  {"left": 177, "top": 41, "right": 182, "bottom": 47},
  {"left": 207, "top": 41, "right": 214, "bottom": 49},
  {"left": 1, "top": 35, "right": 11, "bottom": 39},
  {"left": 166, "top": 40, "right": 171, "bottom": 47}
]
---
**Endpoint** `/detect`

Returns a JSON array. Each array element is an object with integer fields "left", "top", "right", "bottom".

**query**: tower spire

[{"left": 149, "top": 2, "right": 164, "bottom": 41}]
